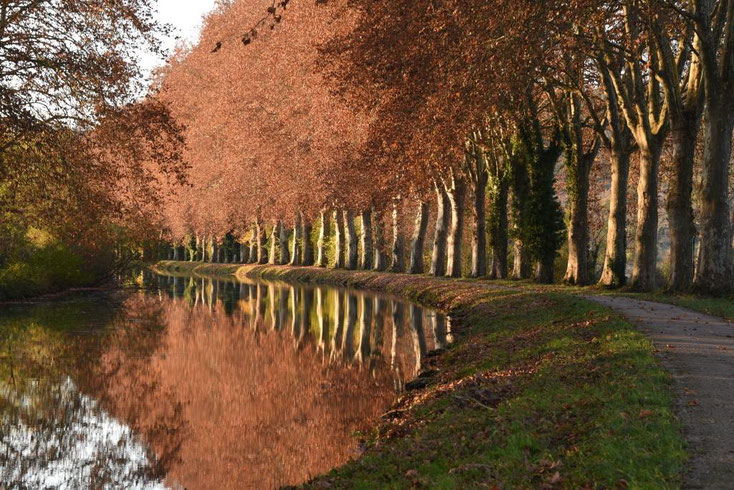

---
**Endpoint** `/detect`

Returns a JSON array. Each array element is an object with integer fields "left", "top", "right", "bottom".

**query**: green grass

[
  {"left": 306, "top": 291, "right": 684, "bottom": 488},
  {"left": 613, "top": 292, "right": 734, "bottom": 322},
  {"left": 156, "top": 261, "right": 686, "bottom": 488}
]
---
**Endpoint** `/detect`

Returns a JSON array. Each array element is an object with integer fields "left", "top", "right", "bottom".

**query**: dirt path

[{"left": 587, "top": 296, "right": 734, "bottom": 489}]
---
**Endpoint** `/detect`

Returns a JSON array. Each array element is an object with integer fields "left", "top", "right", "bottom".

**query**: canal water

[{"left": 0, "top": 271, "right": 450, "bottom": 489}]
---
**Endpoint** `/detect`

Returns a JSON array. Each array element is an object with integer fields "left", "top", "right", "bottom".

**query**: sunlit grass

[{"left": 157, "top": 262, "right": 684, "bottom": 488}]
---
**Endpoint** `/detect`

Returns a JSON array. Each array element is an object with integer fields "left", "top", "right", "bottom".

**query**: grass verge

[{"left": 155, "top": 261, "right": 685, "bottom": 488}]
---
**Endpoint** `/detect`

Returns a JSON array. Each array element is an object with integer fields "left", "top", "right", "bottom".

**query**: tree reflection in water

[{"left": 0, "top": 273, "right": 450, "bottom": 489}]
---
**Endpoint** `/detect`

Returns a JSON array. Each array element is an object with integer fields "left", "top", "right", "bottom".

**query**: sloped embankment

[{"left": 155, "top": 261, "right": 685, "bottom": 488}]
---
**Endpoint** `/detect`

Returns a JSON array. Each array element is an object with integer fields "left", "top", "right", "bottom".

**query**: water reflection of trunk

[
  {"left": 289, "top": 286, "right": 300, "bottom": 341},
  {"left": 410, "top": 305, "right": 427, "bottom": 376},
  {"left": 223, "top": 282, "right": 236, "bottom": 316},
  {"left": 207, "top": 279, "right": 215, "bottom": 312},
  {"left": 430, "top": 312, "right": 448, "bottom": 350},
  {"left": 238, "top": 283, "right": 250, "bottom": 318},
  {"left": 184, "top": 277, "right": 196, "bottom": 305},
  {"left": 316, "top": 288, "right": 327, "bottom": 353},
  {"left": 300, "top": 288, "right": 313, "bottom": 347},
  {"left": 390, "top": 300, "right": 405, "bottom": 391},
  {"left": 255, "top": 285, "right": 266, "bottom": 330},
  {"left": 199, "top": 278, "right": 206, "bottom": 308},
  {"left": 369, "top": 297, "right": 386, "bottom": 372},
  {"left": 269, "top": 284, "right": 279, "bottom": 330},
  {"left": 278, "top": 286, "right": 289, "bottom": 332},
  {"left": 330, "top": 290, "right": 343, "bottom": 361},
  {"left": 343, "top": 293, "right": 358, "bottom": 359},
  {"left": 354, "top": 294, "right": 372, "bottom": 365}
]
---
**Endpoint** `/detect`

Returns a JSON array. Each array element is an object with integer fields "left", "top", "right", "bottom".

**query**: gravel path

[{"left": 587, "top": 296, "right": 734, "bottom": 489}]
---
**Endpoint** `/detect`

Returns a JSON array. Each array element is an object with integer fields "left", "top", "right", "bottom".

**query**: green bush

[{"left": 0, "top": 244, "right": 97, "bottom": 301}]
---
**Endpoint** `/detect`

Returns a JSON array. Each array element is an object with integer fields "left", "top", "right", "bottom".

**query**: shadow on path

[{"left": 587, "top": 296, "right": 734, "bottom": 489}]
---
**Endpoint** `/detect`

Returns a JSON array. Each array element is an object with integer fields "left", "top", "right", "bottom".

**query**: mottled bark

[
  {"left": 278, "top": 221, "right": 290, "bottom": 265},
  {"left": 488, "top": 178, "right": 509, "bottom": 279},
  {"left": 446, "top": 174, "right": 466, "bottom": 278},
  {"left": 535, "top": 259, "right": 554, "bottom": 284},
  {"left": 389, "top": 201, "right": 405, "bottom": 273},
  {"left": 599, "top": 149, "right": 630, "bottom": 287},
  {"left": 256, "top": 221, "right": 267, "bottom": 264},
  {"left": 563, "top": 157, "right": 593, "bottom": 286},
  {"left": 240, "top": 242, "right": 250, "bottom": 264},
  {"left": 512, "top": 240, "right": 530, "bottom": 279},
  {"left": 290, "top": 212, "right": 302, "bottom": 266},
  {"left": 630, "top": 146, "right": 661, "bottom": 291},
  {"left": 470, "top": 171, "right": 488, "bottom": 278},
  {"left": 334, "top": 210, "right": 345, "bottom": 269},
  {"left": 409, "top": 201, "right": 429, "bottom": 274},
  {"left": 268, "top": 221, "right": 279, "bottom": 265},
  {"left": 667, "top": 118, "right": 698, "bottom": 290},
  {"left": 694, "top": 106, "right": 734, "bottom": 291},
  {"left": 211, "top": 239, "right": 218, "bottom": 264},
  {"left": 344, "top": 210, "right": 358, "bottom": 270},
  {"left": 430, "top": 184, "right": 451, "bottom": 276},
  {"left": 316, "top": 210, "right": 329, "bottom": 267},
  {"left": 302, "top": 213, "right": 314, "bottom": 266},
  {"left": 562, "top": 91, "right": 599, "bottom": 286},
  {"left": 360, "top": 209, "right": 374, "bottom": 270},
  {"left": 374, "top": 214, "right": 388, "bottom": 271}
]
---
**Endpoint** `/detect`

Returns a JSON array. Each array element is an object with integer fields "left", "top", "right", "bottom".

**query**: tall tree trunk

[
  {"left": 360, "top": 209, "right": 374, "bottom": 270},
  {"left": 535, "top": 259, "right": 554, "bottom": 284},
  {"left": 248, "top": 226, "right": 257, "bottom": 263},
  {"left": 409, "top": 201, "right": 429, "bottom": 274},
  {"left": 256, "top": 221, "right": 267, "bottom": 264},
  {"left": 389, "top": 201, "right": 405, "bottom": 273},
  {"left": 694, "top": 105, "right": 734, "bottom": 291},
  {"left": 269, "top": 221, "right": 279, "bottom": 265},
  {"left": 488, "top": 177, "right": 509, "bottom": 279},
  {"left": 667, "top": 117, "right": 698, "bottom": 290},
  {"left": 599, "top": 149, "right": 630, "bottom": 287},
  {"left": 470, "top": 172, "right": 488, "bottom": 278},
  {"left": 430, "top": 183, "right": 450, "bottom": 276},
  {"left": 240, "top": 242, "right": 250, "bottom": 264},
  {"left": 446, "top": 175, "right": 466, "bottom": 278},
  {"left": 334, "top": 210, "right": 345, "bottom": 269},
  {"left": 512, "top": 240, "right": 530, "bottom": 279},
  {"left": 290, "top": 213, "right": 302, "bottom": 266},
  {"left": 316, "top": 210, "right": 329, "bottom": 267},
  {"left": 302, "top": 213, "right": 314, "bottom": 266},
  {"left": 630, "top": 146, "right": 661, "bottom": 290},
  {"left": 374, "top": 213, "right": 388, "bottom": 271},
  {"left": 563, "top": 157, "right": 592, "bottom": 285},
  {"left": 344, "top": 210, "right": 358, "bottom": 270},
  {"left": 212, "top": 239, "right": 218, "bottom": 264},
  {"left": 279, "top": 221, "right": 290, "bottom": 265}
]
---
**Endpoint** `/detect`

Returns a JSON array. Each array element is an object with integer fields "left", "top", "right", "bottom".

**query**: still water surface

[{"left": 0, "top": 271, "right": 450, "bottom": 488}]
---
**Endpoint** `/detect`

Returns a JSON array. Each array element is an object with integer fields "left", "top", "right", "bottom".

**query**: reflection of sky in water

[
  {"left": 0, "top": 378, "right": 165, "bottom": 489},
  {"left": 0, "top": 272, "right": 450, "bottom": 489}
]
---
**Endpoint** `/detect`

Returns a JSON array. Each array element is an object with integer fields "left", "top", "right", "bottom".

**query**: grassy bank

[{"left": 155, "top": 261, "right": 685, "bottom": 488}]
